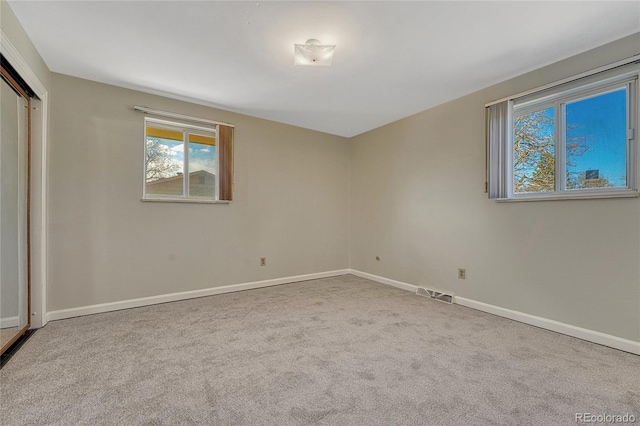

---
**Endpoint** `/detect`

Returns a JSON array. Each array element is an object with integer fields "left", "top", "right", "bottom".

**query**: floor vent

[{"left": 416, "top": 287, "right": 453, "bottom": 304}]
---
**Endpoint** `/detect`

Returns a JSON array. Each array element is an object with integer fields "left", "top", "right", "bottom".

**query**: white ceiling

[{"left": 7, "top": 1, "right": 640, "bottom": 137}]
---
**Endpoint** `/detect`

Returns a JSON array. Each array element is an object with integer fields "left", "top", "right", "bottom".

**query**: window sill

[
  {"left": 141, "top": 198, "right": 230, "bottom": 204},
  {"left": 496, "top": 190, "right": 638, "bottom": 202}
]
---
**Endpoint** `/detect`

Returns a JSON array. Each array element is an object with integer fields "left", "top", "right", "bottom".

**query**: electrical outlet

[
  {"left": 260, "top": 257, "right": 266, "bottom": 266},
  {"left": 458, "top": 268, "right": 466, "bottom": 279}
]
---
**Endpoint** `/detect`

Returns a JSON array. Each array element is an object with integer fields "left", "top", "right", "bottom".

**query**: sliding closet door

[{"left": 1, "top": 68, "right": 30, "bottom": 354}]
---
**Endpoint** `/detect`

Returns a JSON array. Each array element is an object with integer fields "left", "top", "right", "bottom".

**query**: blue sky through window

[
  {"left": 566, "top": 88, "right": 627, "bottom": 187},
  {"left": 188, "top": 141, "right": 216, "bottom": 176}
]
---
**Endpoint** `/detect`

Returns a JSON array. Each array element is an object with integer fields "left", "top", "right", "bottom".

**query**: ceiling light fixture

[{"left": 294, "top": 39, "right": 336, "bottom": 67}]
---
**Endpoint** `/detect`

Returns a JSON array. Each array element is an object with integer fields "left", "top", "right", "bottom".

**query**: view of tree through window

[
  {"left": 146, "top": 138, "right": 181, "bottom": 183},
  {"left": 514, "top": 107, "right": 556, "bottom": 193},
  {"left": 513, "top": 86, "right": 628, "bottom": 194}
]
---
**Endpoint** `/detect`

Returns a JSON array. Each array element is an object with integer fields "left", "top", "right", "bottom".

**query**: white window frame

[
  {"left": 142, "top": 117, "right": 223, "bottom": 203},
  {"left": 487, "top": 61, "right": 640, "bottom": 202}
]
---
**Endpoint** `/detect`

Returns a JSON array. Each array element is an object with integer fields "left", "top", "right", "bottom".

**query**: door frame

[{"left": 1, "top": 31, "right": 49, "bottom": 329}]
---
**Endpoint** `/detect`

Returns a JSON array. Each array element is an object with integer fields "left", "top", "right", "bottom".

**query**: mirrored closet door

[{"left": 1, "top": 64, "right": 31, "bottom": 355}]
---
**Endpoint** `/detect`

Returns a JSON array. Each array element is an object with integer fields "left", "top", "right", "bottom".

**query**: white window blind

[{"left": 487, "top": 100, "right": 511, "bottom": 199}]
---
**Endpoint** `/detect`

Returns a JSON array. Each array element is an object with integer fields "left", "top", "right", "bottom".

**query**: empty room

[{"left": 1, "top": 1, "right": 639, "bottom": 425}]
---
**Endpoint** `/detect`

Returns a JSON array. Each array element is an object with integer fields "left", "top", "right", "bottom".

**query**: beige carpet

[{"left": 1, "top": 275, "right": 639, "bottom": 425}]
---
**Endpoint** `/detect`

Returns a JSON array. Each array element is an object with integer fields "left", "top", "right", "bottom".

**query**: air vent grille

[{"left": 416, "top": 287, "right": 453, "bottom": 304}]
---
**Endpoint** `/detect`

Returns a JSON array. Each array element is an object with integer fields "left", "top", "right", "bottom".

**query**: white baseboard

[
  {"left": 43, "top": 268, "right": 640, "bottom": 356},
  {"left": 46, "top": 269, "right": 350, "bottom": 322},
  {"left": 349, "top": 269, "right": 640, "bottom": 356},
  {"left": 0, "top": 316, "right": 19, "bottom": 329},
  {"left": 349, "top": 269, "right": 419, "bottom": 292},
  {"left": 455, "top": 297, "right": 640, "bottom": 356}
]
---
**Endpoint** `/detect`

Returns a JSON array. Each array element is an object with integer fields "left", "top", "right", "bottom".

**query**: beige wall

[
  {"left": 350, "top": 33, "right": 640, "bottom": 342},
  {"left": 48, "top": 74, "right": 350, "bottom": 311}
]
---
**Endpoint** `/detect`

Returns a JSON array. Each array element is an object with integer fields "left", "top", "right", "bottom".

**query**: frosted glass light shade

[{"left": 294, "top": 39, "right": 336, "bottom": 66}]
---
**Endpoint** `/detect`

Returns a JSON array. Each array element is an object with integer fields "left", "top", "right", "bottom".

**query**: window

[
  {"left": 487, "top": 63, "right": 638, "bottom": 200},
  {"left": 143, "top": 117, "right": 234, "bottom": 202}
]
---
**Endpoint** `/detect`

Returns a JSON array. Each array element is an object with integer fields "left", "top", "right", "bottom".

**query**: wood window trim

[{"left": 218, "top": 125, "right": 234, "bottom": 201}]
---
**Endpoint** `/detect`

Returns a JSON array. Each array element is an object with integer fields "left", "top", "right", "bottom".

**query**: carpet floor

[{"left": 1, "top": 275, "right": 639, "bottom": 425}]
